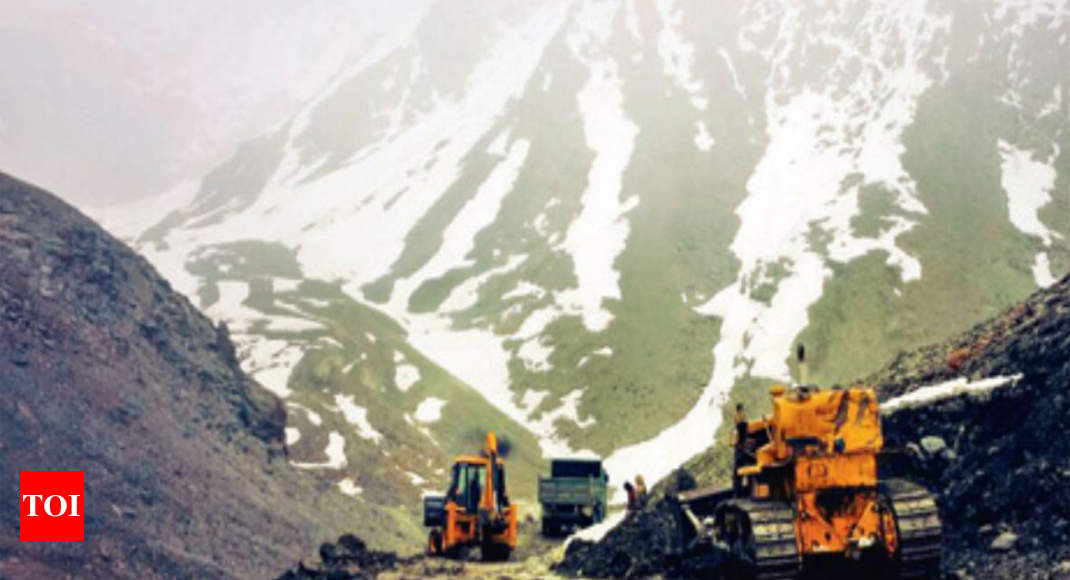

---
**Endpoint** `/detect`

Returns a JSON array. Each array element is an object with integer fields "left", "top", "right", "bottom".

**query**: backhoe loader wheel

[
  {"left": 427, "top": 530, "right": 443, "bottom": 556},
  {"left": 480, "top": 540, "right": 511, "bottom": 562}
]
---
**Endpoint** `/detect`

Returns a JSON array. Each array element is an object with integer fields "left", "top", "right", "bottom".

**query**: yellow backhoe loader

[{"left": 423, "top": 431, "right": 517, "bottom": 561}]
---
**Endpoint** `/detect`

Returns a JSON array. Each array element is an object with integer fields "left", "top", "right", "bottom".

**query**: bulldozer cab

[
  {"left": 770, "top": 386, "right": 882, "bottom": 457},
  {"left": 737, "top": 386, "right": 884, "bottom": 500}
]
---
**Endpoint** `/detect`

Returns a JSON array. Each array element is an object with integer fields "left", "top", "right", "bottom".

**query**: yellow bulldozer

[
  {"left": 423, "top": 431, "right": 517, "bottom": 561},
  {"left": 675, "top": 351, "right": 941, "bottom": 579}
]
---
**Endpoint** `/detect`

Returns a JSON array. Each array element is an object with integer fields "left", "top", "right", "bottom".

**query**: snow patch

[
  {"left": 395, "top": 363, "right": 421, "bottom": 392},
  {"left": 288, "top": 402, "right": 323, "bottom": 426},
  {"left": 265, "top": 316, "right": 325, "bottom": 333},
  {"left": 285, "top": 428, "right": 301, "bottom": 445},
  {"left": 292, "top": 431, "right": 346, "bottom": 469},
  {"left": 334, "top": 394, "right": 384, "bottom": 443},
  {"left": 999, "top": 140, "right": 1059, "bottom": 246},
  {"left": 205, "top": 281, "right": 264, "bottom": 332},
  {"left": 438, "top": 254, "right": 527, "bottom": 313},
  {"left": 566, "top": 511, "right": 626, "bottom": 548},
  {"left": 999, "top": 140, "right": 1061, "bottom": 287},
  {"left": 531, "top": 389, "right": 597, "bottom": 457},
  {"left": 390, "top": 138, "right": 530, "bottom": 312},
  {"left": 881, "top": 374, "right": 1024, "bottom": 414},
  {"left": 502, "top": 281, "right": 547, "bottom": 301},
  {"left": 557, "top": 0, "right": 640, "bottom": 333},
  {"left": 518, "top": 335, "right": 554, "bottom": 372},
  {"left": 317, "top": 336, "right": 343, "bottom": 349},
  {"left": 1033, "top": 253, "right": 1056, "bottom": 288},
  {"left": 273, "top": 278, "right": 302, "bottom": 293},
  {"left": 242, "top": 339, "right": 304, "bottom": 398},
  {"left": 654, "top": 0, "right": 703, "bottom": 97},
  {"left": 486, "top": 126, "right": 513, "bottom": 156},
  {"left": 414, "top": 397, "right": 448, "bottom": 423},
  {"left": 521, "top": 389, "right": 550, "bottom": 415},
  {"left": 694, "top": 120, "right": 714, "bottom": 151},
  {"left": 337, "top": 478, "right": 363, "bottom": 497},
  {"left": 203, "top": 282, "right": 324, "bottom": 397}
]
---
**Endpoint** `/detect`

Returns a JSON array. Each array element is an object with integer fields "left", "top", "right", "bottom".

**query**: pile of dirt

[
  {"left": 556, "top": 501, "right": 681, "bottom": 577},
  {"left": 556, "top": 477, "right": 728, "bottom": 579},
  {"left": 276, "top": 535, "right": 402, "bottom": 580}
]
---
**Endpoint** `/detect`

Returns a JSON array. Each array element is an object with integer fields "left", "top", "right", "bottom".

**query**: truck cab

[{"left": 538, "top": 458, "right": 608, "bottom": 536}]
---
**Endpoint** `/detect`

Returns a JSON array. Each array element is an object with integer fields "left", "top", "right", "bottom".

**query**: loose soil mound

[{"left": 277, "top": 535, "right": 402, "bottom": 580}]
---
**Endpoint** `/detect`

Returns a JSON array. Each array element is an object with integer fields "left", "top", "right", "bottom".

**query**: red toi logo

[{"left": 20, "top": 471, "right": 84, "bottom": 541}]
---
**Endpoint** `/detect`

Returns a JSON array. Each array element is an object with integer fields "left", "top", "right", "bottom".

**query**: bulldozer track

[
  {"left": 720, "top": 499, "right": 800, "bottom": 580},
  {"left": 881, "top": 479, "right": 942, "bottom": 579}
]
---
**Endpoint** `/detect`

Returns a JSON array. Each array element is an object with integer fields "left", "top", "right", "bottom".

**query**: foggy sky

[{"left": 0, "top": 1, "right": 428, "bottom": 207}]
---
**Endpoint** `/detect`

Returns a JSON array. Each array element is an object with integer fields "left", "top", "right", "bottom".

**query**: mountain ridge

[{"left": 88, "top": 0, "right": 1070, "bottom": 507}]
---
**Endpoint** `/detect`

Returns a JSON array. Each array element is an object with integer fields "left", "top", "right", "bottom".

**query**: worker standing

[
  {"left": 634, "top": 475, "right": 648, "bottom": 509},
  {"left": 624, "top": 481, "right": 638, "bottom": 515},
  {"left": 732, "top": 403, "right": 748, "bottom": 496}
]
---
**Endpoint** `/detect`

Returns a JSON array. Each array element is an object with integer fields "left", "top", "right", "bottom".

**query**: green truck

[{"left": 537, "top": 458, "right": 608, "bottom": 536}]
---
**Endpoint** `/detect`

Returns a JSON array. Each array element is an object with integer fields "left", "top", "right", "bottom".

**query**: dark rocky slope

[
  {"left": 872, "top": 273, "right": 1070, "bottom": 579},
  {"left": 0, "top": 173, "right": 390, "bottom": 579},
  {"left": 559, "top": 274, "right": 1070, "bottom": 579}
]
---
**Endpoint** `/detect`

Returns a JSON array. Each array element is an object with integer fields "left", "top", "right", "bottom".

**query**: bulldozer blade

[{"left": 674, "top": 485, "right": 733, "bottom": 516}]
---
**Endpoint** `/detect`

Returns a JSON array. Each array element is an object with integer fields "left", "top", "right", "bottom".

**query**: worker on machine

[{"left": 731, "top": 402, "right": 749, "bottom": 496}]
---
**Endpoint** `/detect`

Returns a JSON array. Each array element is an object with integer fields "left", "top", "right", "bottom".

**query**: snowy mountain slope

[{"left": 92, "top": 0, "right": 1070, "bottom": 505}]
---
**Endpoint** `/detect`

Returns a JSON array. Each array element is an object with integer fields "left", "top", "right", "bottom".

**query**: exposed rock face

[{"left": 0, "top": 173, "right": 365, "bottom": 578}]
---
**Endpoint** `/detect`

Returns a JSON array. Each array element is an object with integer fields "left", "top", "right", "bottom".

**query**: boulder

[{"left": 989, "top": 531, "right": 1018, "bottom": 552}]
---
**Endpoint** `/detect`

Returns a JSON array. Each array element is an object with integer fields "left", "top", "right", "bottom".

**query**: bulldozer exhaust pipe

[{"left": 797, "top": 343, "right": 808, "bottom": 386}]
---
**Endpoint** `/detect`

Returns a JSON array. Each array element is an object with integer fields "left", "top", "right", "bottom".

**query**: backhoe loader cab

[
  {"left": 676, "top": 382, "right": 942, "bottom": 579},
  {"left": 423, "top": 432, "right": 517, "bottom": 561}
]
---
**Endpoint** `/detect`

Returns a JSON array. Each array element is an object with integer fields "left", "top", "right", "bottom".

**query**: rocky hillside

[
  {"left": 872, "top": 273, "right": 1070, "bottom": 579},
  {"left": 0, "top": 173, "right": 417, "bottom": 579},
  {"left": 85, "top": 0, "right": 1070, "bottom": 507}
]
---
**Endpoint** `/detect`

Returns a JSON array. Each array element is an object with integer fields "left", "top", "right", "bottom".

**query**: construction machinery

[
  {"left": 674, "top": 350, "right": 941, "bottom": 579},
  {"left": 423, "top": 431, "right": 517, "bottom": 561},
  {"left": 538, "top": 458, "right": 609, "bottom": 536}
]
